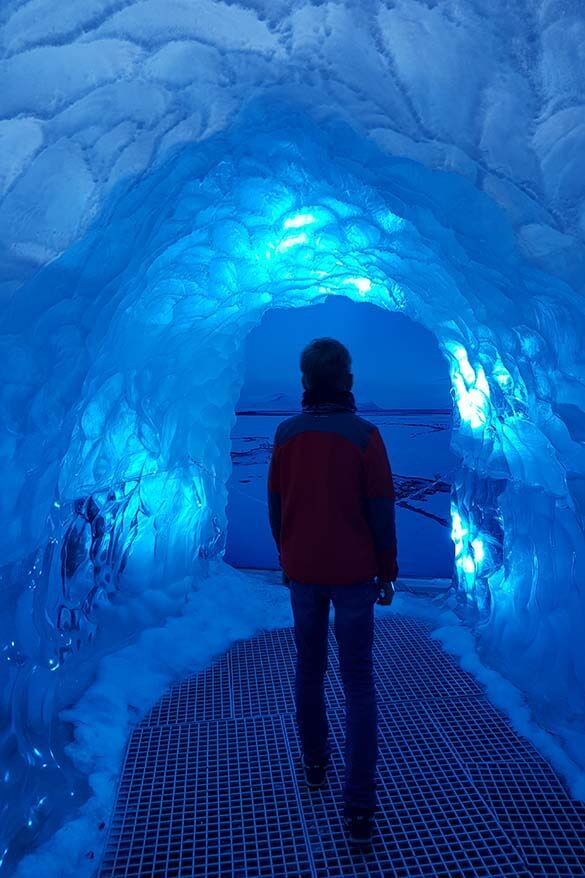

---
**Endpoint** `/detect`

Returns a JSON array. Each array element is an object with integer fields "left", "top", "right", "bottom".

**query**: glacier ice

[{"left": 2, "top": 0, "right": 585, "bottom": 871}]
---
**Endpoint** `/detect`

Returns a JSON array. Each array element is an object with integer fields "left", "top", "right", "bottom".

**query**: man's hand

[{"left": 377, "top": 580, "right": 395, "bottom": 606}]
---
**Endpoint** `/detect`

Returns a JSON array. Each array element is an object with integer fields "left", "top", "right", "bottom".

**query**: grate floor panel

[
  {"left": 101, "top": 718, "right": 314, "bottom": 878},
  {"left": 102, "top": 613, "right": 585, "bottom": 877},
  {"left": 143, "top": 655, "right": 232, "bottom": 725},
  {"left": 471, "top": 761, "right": 585, "bottom": 877},
  {"left": 421, "top": 695, "right": 546, "bottom": 766},
  {"left": 284, "top": 709, "right": 530, "bottom": 877}
]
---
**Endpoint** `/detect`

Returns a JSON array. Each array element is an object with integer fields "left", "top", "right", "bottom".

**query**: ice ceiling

[{"left": 2, "top": 0, "right": 585, "bottom": 871}]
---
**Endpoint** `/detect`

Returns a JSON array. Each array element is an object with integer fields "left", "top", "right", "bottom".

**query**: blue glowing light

[
  {"left": 276, "top": 232, "right": 309, "bottom": 252},
  {"left": 493, "top": 363, "right": 512, "bottom": 388},
  {"left": 451, "top": 508, "right": 467, "bottom": 549},
  {"left": 343, "top": 276, "right": 372, "bottom": 296},
  {"left": 283, "top": 213, "right": 316, "bottom": 229},
  {"left": 453, "top": 345, "right": 475, "bottom": 384},
  {"left": 471, "top": 537, "right": 485, "bottom": 564},
  {"left": 460, "top": 555, "right": 475, "bottom": 574},
  {"left": 452, "top": 508, "right": 487, "bottom": 587},
  {"left": 446, "top": 343, "right": 491, "bottom": 430}
]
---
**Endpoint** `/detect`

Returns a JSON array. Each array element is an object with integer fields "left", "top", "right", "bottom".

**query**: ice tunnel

[{"left": 2, "top": 0, "right": 585, "bottom": 872}]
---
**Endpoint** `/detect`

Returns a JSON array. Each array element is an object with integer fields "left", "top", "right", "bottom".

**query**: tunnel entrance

[
  {"left": 5, "top": 110, "right": 544, "bottom": 635},
  {"left": 225, "top": 296, "right": 456, "bottom": 578}
]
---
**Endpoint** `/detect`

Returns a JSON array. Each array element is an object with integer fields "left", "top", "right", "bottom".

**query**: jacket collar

[{"left": 301, "top": 388, "right": 357, "bottom": 414}]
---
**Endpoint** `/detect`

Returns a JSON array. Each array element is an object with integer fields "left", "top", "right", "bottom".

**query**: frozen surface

[{"left": 2, "top": 0, "right": 585, "bottom": 873}]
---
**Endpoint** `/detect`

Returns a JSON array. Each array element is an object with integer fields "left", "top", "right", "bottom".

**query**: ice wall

[
  {"left": 2, "top": 0, "right": 585, "bottom": 300},
  {"left": 2, "top": 0, "right": 585, "bottom": 871}
]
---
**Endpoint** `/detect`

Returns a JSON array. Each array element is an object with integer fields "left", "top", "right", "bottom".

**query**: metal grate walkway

[{"left": 100, "top": 615, "right": 585, "bottom": 877}]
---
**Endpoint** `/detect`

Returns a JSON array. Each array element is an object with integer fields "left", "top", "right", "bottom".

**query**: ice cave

[{"left": 1, "top": 1, "right": 585, "bottom": 875}]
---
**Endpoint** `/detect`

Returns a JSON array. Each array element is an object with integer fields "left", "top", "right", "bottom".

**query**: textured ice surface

[
  {"left": 2, "top": 0, "right": 585, "bottom": 872},
  {"left": 2, "top": 0, "right": 585, "bottom": 297}
]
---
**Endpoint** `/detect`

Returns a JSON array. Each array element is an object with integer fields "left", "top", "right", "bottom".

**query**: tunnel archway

[
  {"left": 3, "top": 105, "right": 585, "bottom": 867},
  {"left": 5, "top": 104, "right": 584, "bottom": 711},
  {"left": 225, "top": 296, "right": 456, "bottom": 578}
]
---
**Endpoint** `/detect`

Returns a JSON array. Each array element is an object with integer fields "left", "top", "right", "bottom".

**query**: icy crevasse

[{"left": 1, "top": 1, "right": 585, "bottom": 874}]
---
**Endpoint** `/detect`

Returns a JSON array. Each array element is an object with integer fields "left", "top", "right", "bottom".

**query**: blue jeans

[{"left": 290, "top": 579, "right": 378, "bottom": 814}]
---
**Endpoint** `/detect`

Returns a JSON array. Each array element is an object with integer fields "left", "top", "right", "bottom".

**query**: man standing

[{"left": 268, "top": 337, "right": 398, "bottom": 846}]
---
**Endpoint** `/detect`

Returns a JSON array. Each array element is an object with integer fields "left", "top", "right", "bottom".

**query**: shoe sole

[
  {"left": 345, "top": 820, "right": 373, "bottom": 846},
  {"left": 348, "top": 834, "right": 372, "bottom": 846}
]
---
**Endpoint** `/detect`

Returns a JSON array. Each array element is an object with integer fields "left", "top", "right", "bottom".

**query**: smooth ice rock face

[{"left": 2, "top": 0, "right": 585, "bottom": 870}]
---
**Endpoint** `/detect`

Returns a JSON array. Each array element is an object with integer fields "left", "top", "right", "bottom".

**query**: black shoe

[
  {"left": 344, "top": 810, "right": 374, "bottom": 846},
  {"left": 303, "top": 761, "right": 327, "bottom": 790}
]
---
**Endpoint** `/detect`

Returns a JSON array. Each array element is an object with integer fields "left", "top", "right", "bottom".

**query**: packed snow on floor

[{"left": 13, "top": 565, "right": 293, "bottom": 878}]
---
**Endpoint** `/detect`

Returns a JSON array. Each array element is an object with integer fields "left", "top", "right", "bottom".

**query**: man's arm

[{"left": 364, "top": 427, "right": 398, "bottom": 582}]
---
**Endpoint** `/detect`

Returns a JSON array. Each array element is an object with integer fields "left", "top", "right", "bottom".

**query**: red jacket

[{"left": 268, "top": 406, "right": 398, "bottom": 585}]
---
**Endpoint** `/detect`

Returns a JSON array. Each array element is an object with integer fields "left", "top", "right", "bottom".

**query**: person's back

[
  {"left": 270, "top": 406, "right": 396, "bottom": 586},
  {"left": 267, "top": 338, "right": 398, "bottom": 847}
]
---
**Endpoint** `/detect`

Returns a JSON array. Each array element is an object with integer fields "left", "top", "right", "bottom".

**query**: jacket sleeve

[
  {"left": 364, "top": 427, "right": 398, "bottom": 581},
  {"left": 267, "top": 438, "right": 282, "bottom": 549}
]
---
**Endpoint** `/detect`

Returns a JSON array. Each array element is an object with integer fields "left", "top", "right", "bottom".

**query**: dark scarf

[{"left": 302, "top": 388, "right": 357, "bottom": 414}]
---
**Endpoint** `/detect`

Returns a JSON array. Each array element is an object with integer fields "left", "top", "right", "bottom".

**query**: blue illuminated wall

[
  {"left": 3, "top": 105, "right": 585, "bottom": 870},
  {"left": 3, "top": 103, "right": 585, "bottom": 735}
]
